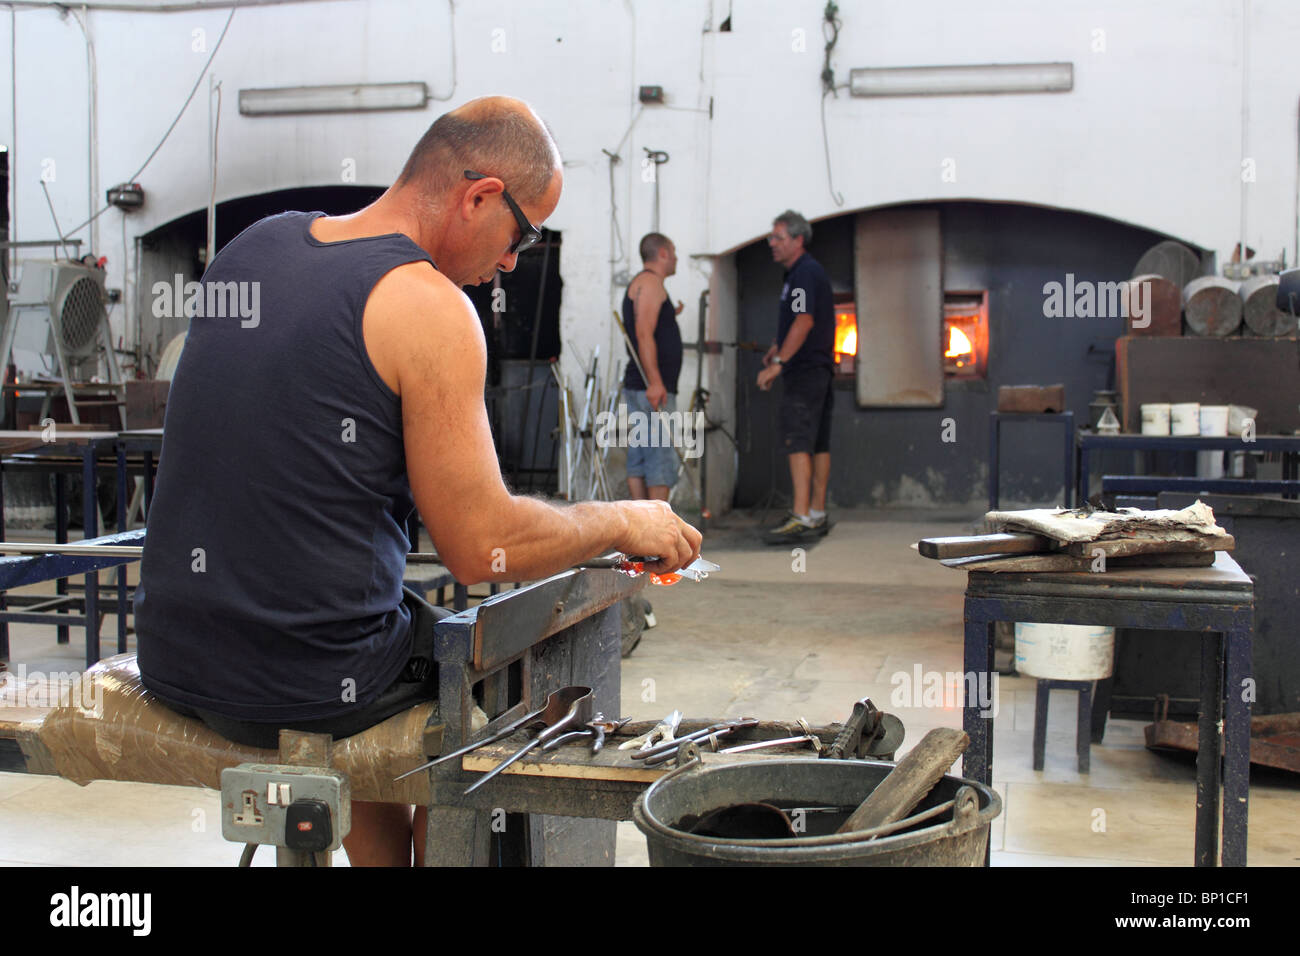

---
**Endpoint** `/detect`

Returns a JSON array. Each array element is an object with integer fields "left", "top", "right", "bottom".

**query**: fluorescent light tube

[
  {"left": 849, "top": 62, "right": 1073, "bottom": 97},
  {"left": 239, "top": 82, "right": 428, "bottom": 116}
]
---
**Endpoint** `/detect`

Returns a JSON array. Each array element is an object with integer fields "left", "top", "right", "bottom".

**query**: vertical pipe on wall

[
  {"left": 1238, "top": 0, "right": 1249, "bottom": 269},
  {"left": 9, "top": 7, "right": 16, "bottom": 278},
  {"left": 70, "top": 6, "right": 98, "bottom": 257},
  {"left": 206, "top": 75, "right": 217, "bottom": 267}
]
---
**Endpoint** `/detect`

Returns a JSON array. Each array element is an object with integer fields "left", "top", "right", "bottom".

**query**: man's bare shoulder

[
  {"left": 630, "top": 271, "right": 666, "bottom": 302},
  {"left": 363, "top": 262, "right": 483, "bottom": 394}
]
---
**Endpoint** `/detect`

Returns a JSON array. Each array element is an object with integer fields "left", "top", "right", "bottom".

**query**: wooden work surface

[{"left": 968, "top": 550, "right": 1251, "bottom": 598}]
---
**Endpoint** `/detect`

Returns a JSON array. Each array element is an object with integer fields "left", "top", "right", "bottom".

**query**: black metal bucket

[{"left": 633, "top": 757, "right": 1001, "bottom": 866}]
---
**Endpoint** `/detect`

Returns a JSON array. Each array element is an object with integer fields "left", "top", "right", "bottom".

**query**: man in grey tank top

[{"left": 139, "top": 96, "right": 702, "bottom": 866}]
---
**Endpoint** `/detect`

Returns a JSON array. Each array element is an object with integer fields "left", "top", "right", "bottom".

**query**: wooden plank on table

[
  {"left": 918, "top": 533, "right": 1053, "bottom": 560},
  {"left": 943, "top": 550, "right": 1217, "bottom": 572},
  {"left": 1063, "top": 532, "right": 1234, "bottom": 557}
]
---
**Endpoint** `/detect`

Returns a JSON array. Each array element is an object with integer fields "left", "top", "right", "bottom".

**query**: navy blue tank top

[
  {"left": 136, "top": 211, "right": 434, "bottom": 722},
  {"left": 622, "top": 272, "right": 682, "bottom": 393}
]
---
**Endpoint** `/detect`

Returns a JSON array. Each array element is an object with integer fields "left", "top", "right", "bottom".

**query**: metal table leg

[
  {"left": 988, "top": 414, "right": 1000, "bottom": 511},
  {"left": 83, "top": 443, "right": 100, "bottom": 668},
  {"left": 1221, "top": 623, "right": 1252, "bottom": 866},
  {"left": 963, "top": 609, "right": 995, "bottom": 866},
  {"left": 116, "top": 444, "right": 128, "bottom": 654},
  {"left": 1194, "top": 633, "right": 1224, "bottom": 866},
  {"left": 55, "top": 472, "right": 68, "bottom": 645},
  {"left": 1060, "top": 411, "right": 1075, "bottom": 507},
  {"left": 1078, "top": 445, "right": 1090, "bottom": 507},
  {"left": 0, "top": 456, "right": 7, "bottom": 661},
  {"left": 962, "top": 610, "right": 994, "bottom": 786}
]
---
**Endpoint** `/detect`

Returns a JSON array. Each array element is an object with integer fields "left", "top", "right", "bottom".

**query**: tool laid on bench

[
  {"left": 395, "top": 685, "right": 592, "bottom": 781},
  {"left": 464, "top": 687, "right": 595, "bottom": 794},
  {"left": 541, "top": 714, "right": 632, "bottom": 754},
  {"left": 631, "top": 718, "right": 759, "bottom": 764},
  {"left": 619, "top": 709, "right": 684, "bottom": 751},
  {"left": 720, "top": 719, "right": 823, "bottom": 756}
]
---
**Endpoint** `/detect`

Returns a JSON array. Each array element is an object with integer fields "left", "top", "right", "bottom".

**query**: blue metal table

[
  {"left": 0, "top": 432, "right": 124, "bottom": 664},
  {"left": 962, "top": 552, "right": 1254, "bottom": 866},
  {"left": 988, "top": 412, "right": 1075, "bottom": 510},
  {"left": 1077, "top": 433, "right": 1300, "bottom": 506}
]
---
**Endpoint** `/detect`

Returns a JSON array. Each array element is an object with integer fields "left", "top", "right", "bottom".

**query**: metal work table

[
  {"left": 962, "top": 552, "right": 1254, "bottom": 867},
  {"left": 421, "top": 567, "right": 639, "bottom": 865},
  {"left": 0, "top": 431, "right": 124, "bottom": 664},
  {"left": 1077, "top": 433, "right": 1300, "bottom": 505},
  {"left": 988, "top": 412, "right": 1075, "bottom": 510}
]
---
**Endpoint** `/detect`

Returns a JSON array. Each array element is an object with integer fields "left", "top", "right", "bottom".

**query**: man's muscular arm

[
  {"left": 633, "top": 277, "right": 669, "bottom": 410},
  {"left": 365, "top": 264, "right": 700, "bottom": 584}
]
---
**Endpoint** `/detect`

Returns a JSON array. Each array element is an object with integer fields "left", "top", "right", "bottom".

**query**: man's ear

[{"left": 460, "top": 178, "right": 501, "bottom": 221}]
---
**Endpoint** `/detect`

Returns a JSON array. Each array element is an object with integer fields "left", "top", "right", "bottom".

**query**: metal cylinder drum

[
  {"left": 1239, "top": 274, "right": 1297, "bottom": 337},
  {"left": 1125, "top": 274, "right": 1181, "bottom": 336},
  {"left": 633, "top": 757, "right": 1001, "bottom": 866},
  {"left": 1183, "top": 276, "right": 1243, "bottom": 336}
]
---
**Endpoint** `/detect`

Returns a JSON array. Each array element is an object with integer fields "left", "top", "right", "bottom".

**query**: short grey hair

[
  {"left": 398, "top": 96, "right": 561, "bottom": 205},
  {"left": 773, "top": 210, "right": 812, "bottom": 246}
]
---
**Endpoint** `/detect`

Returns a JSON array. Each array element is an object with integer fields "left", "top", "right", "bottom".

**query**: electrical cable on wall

[
  {"left": 820, "top": 0, "right": 845, "bottom": 207},
  {"left": 67, "top": 5, "right": 99, "bottom": 255},
  {"left": 602, "top": 105, "right": 644, "bottom": 282},
  {"left": 64, "top": 2, "right": 238, "bottom": 236},
  {"left": 207, "top": 78, "right": 222, "bottom": 264}
]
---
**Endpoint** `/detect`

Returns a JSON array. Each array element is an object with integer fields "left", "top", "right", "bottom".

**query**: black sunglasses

[{"left": 464, "top": 170, "right": 543, "bottom": 254}]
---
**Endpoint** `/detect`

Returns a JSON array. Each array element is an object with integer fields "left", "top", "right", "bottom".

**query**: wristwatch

[{"left": 772, "top": 356, "right": 784, "bottom": 366}]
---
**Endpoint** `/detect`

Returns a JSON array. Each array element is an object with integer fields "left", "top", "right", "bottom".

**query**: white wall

[
  {"left": 709, "top": 0, "right": 1298, "bottom": 264},
  {"left": 3, "top": 0, "right": 1297, "bottom": 505}
]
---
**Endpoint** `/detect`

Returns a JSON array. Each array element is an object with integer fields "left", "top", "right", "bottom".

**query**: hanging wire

[
  {"left": 820, "top": 1, "right": 845, "bottom": 207},
  {"left": 64, "top": 2, "right": 239, "bottom": 237}
]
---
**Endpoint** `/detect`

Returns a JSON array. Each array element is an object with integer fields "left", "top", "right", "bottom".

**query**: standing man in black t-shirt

[
  {"left": 622, "top": 233, "right": 684, "bottom": 501},
  {"left": 757, "top": 210, "right": 836, "bottom": 541}
]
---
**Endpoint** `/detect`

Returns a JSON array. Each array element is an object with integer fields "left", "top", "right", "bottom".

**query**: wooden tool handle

[
  {"left": 836, "top": 728, "right": 970, "bottom": 834},
  {"left": 917, "top": 533, "right": 1052, "bottom": 560}
]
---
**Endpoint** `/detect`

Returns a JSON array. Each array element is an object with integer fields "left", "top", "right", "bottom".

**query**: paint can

[
  {"left": 1014, "top": 623, "right": 1115, "bottom": 681},
  {"left": 1140, "top": 403, "right": 1171, "bottom": 436},
  {"left": 1198, "top": 405, "right": 1230, "bottom": 479},
  {"left": 1170, "top": 402, "right": 1201, "bottom": 436}
]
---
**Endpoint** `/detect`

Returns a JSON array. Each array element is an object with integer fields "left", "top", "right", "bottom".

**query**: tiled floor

[{"left": 1, "top": 511, "right": 1297, "bottom": 866}]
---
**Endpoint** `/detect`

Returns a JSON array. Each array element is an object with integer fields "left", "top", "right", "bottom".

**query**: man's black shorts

[
  {"left": 780, "top": 366, "right": 834, "bottom": 455},
  {"left": 153, "top": 587, "right": 449, "bottom": 750}
]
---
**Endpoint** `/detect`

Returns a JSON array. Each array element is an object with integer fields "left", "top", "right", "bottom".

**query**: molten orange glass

[
  {"left": 834, "top": 311, "right": 857, "bottom": 357},
  {"left": 945, "top": 325, "right": 973, "bottom": 359}
]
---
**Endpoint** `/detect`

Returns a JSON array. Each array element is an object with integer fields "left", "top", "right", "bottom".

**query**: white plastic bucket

[
  {"left": 1140, "top": 403, "right": 1171, "bottom": 436},
  {"left": 1199, "top": 405, "right": 1229, "bottom": 436},
  {"left": 1014, "top": 623, "right": 1115, "bottom": 680},
  {"left": 1198, "top": 405, "right": 1229, "bottom": 478},
  {"left": 1170, "top": 402, "right": 1201, "bottom": 436}
]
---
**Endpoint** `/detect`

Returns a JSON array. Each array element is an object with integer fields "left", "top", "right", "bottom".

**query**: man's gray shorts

[{"left": 622, "top": 388, "right": 679, "bottom": 489}]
